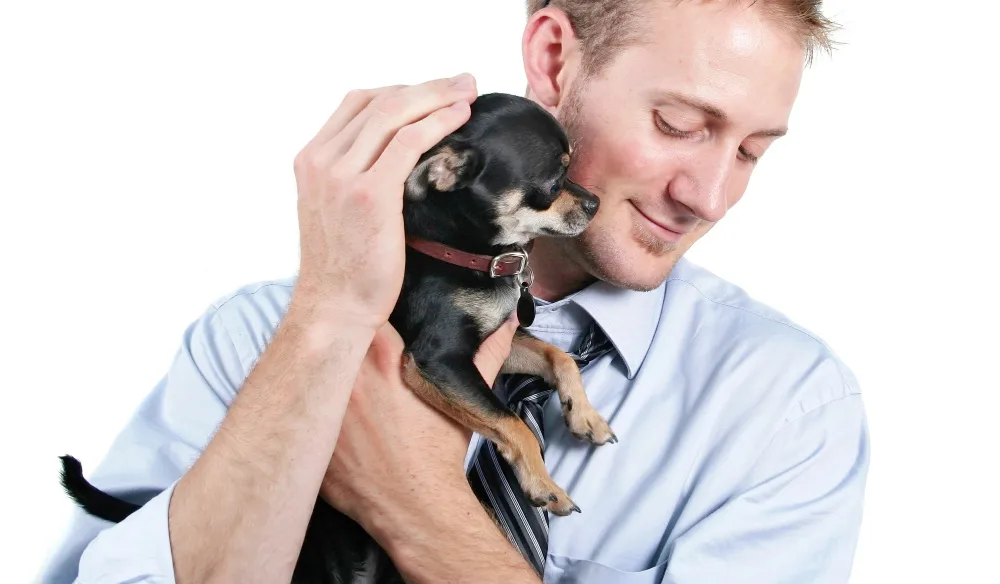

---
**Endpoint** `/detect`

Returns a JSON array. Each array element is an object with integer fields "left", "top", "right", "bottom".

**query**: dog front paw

[
  {"left": 523, "top": 476, "right": 581, "bottom": 516},
  {"left": 563, "top": 399, "right": 617, "bottom": 445}
]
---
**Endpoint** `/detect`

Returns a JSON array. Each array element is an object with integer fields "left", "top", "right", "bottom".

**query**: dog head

[{"left": 404, "top": 92, "right": 599, "bottom": 247}]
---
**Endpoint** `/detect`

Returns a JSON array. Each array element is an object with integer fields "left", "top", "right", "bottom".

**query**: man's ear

[{"left": 404, "top": 146, "right": 480, "bottom": 201}]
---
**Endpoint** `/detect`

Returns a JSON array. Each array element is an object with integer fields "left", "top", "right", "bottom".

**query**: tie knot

[{"left": 573, "top": 322, "right": 612, "bottom": 365}]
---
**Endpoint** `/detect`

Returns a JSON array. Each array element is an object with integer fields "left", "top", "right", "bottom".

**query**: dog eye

[{"left": 550, "top": 182, "right": 561, "bottom": 196}]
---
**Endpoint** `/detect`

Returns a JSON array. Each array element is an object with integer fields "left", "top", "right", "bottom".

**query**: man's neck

[{"left": 527, "top": 237, "right": 596, "bottom": 302}]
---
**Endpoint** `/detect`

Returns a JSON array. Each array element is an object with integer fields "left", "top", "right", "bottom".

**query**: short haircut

[{"left": 525, "top": 0, "right": 839, "bottom": 75}]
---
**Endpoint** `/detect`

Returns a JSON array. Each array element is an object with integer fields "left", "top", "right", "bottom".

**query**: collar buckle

[{"left": 488, "top": 250, "right": 529, "bottom": 278}]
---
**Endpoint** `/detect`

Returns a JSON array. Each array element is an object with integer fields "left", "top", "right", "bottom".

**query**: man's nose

[{"left": 669, "top": 154, "right": 733, "bottom": 223}]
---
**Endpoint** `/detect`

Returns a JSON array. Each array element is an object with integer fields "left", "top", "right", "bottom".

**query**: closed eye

[
  {"left": 657, "top": 113, "right": 760, "bottom": 165},
  {"left": 654, "top": 114, "right": 695, "bottom": 138},
  {"left": 738, "top": 146, "right": 759, "bottom": 164}
]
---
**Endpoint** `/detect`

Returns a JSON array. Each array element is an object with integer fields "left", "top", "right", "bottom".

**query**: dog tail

[{"left": 59, "top": 455, "right": 141, "bottom": 523}]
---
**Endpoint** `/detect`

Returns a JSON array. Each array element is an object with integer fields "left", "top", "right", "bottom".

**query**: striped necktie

[{"left": 467, "top": 322, "right": 614, "bottom": 576}]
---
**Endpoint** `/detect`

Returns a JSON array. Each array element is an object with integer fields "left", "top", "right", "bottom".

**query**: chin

[{"left": 565, "top": 224, "right": 684, "bottom": 292}]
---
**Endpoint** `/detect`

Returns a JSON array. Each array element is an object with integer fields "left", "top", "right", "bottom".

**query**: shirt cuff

[{"left": 75, "top": 481, "right": 178, "bottom": 584}]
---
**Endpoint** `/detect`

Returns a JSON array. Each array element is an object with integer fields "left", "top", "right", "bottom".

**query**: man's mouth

[{"left": 629, "top": 201, "right": 689, "bottom": 243}]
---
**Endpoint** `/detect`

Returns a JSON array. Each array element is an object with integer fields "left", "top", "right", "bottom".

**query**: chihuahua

[{"left": 59, "top": 92, "right": 616, "bottom": 583}]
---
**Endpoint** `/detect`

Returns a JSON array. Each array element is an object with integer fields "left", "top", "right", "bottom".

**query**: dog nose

[
  {"left": 565, "top": 179, "right": 600, "bottom": 217},
  {"left": 580, "top": 192, "right": 600, "bottom": 217}
]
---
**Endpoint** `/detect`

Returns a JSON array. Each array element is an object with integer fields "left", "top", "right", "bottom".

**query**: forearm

[
  {"left": 168, "top": 309, "right": 374, "bottom": 584},
  {"left": 371, "top": 480, "right": 542, "bottom": 584}
]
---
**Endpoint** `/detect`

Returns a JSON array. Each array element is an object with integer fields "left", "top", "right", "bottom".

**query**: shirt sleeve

[
  {"left": 660, "top": 394, "right": 871, "bottom": 584},
  {"left": 39, "top": 303, "right": 246, "bottom": 584}
]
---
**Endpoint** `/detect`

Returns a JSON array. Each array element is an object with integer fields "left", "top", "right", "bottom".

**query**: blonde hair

[{"left": 526, "top": 0, "right": 839, "bottom": 74}]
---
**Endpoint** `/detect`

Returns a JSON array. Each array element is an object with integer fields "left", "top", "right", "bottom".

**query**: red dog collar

[{"left": 405, "top": 237, "right": 529, "bottom": 278}]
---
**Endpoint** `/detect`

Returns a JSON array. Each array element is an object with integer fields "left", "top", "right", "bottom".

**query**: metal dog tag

[{"left": 517, "top": 282, "right": 536, "bottom": 327}]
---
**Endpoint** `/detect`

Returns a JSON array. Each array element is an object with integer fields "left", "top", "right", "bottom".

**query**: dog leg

[
  {"left": 501, "top": 330, "right": 617, "bottom": 446},
  {"left": 401, "top": 351, "right": 579, "bottom": 516}
]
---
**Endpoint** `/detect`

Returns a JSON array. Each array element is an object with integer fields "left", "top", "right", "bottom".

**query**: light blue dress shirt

[{"left": 40, "top": 256, "right": 869, "bottom": 584}]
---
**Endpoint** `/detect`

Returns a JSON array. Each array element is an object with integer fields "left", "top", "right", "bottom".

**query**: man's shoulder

[
  {"left": 661, "top": 258, "right": 861, "bottom": 419},
  {"left": 207, "top": 275, "right": 297, "bottom": 315},
  {"left": 193, "top": 275, "right": 298, "bottom": 362},
  {"left": 665, "top": 258, "right": 817, "bottom": 334}
]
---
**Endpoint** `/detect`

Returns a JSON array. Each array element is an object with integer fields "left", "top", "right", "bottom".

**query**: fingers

[
  {"left": 366, "top": 100, "right": 472, "bottom": 188},
  {"left": 308, "top": 85, "right": 415, "bottom": 166},
  {"left": 294, "top": 87, "right": 391, "bottom": 180},
  {"left": 339, "top": 73, "right": 477, "bottom": 174},
  {"left": 296, "top": 74, "right": 477, "bottom": 198},
  {"left": 496, "top": 313, "right": 519, "bottom": 340},
  {"left": 304, "top": 85, "right": 400, "bottom": 152},
  {"left": 474, "top": 316, "right": 520, "bottom": 386}
]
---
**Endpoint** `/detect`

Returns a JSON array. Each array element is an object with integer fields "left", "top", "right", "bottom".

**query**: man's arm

[
  {"left": 42, "top": 75, "right": 482, "bottom": 583},
  {"left": 38, "top": 296, "right": 375, "bottom": 584},
  {"left": 374, "top": 481, "right": 543, "bottom": 584},
  {"left": 660, "top": 394, "right": 870, "bottom": 584},
  {"left": 314, "top": 320, "right": 542, "bottom": 584},
  {"left": 40, "top": 300, "right": 242, "bottom": 584},
  {"left": 165, "top": 311, "right": 374, "bottom": 583},
  {"left": 47, "top": 296, "right": 531, "bottom": 584}
]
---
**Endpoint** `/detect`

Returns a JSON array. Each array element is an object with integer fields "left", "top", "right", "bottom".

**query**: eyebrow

[{"left": 662, "top": 91, "right": 788, "bottom": 138}]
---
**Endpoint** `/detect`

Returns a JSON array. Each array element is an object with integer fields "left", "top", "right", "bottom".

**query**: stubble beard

[{"left": 630, "top": 214, "right": 679, "bottom": 257}]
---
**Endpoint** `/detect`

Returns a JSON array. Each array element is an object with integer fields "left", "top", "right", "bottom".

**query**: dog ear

[{"left": 404, "top": 146, "right": 480, "bottom": 201}]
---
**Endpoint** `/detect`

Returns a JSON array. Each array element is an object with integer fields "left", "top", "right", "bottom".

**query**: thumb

[
  {"left": 499, "top": 311, "right": 519, "bottom": 337},
  {"left": 473, "top": 313, "right": 520, "bottom": 385}
]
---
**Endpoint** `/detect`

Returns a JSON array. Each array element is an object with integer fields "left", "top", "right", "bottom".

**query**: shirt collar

[{"left": 567, "top": 276, "right": 666, "bottom": 379}]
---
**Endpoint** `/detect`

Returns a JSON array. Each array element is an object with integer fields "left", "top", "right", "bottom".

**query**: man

[{"left": 42, "top": 0, "right": 869, "bottom": 582}]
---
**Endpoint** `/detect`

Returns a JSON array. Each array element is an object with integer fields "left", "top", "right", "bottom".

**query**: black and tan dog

[{"left": 59, "top": 92, "right": 616, "bottom": 583}]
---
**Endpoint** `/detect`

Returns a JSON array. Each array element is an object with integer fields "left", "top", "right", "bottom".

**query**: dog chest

[{"left": 451, "top": 279, "right": 522, "bottom": 337}]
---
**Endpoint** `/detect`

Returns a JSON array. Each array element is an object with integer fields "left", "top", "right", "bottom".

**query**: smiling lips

[{"left": 629, "top": 201, "right": 692, "bottom": 243}]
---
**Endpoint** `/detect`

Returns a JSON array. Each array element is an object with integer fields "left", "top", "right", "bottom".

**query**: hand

[
  {"left": 288, "top": 74, "right": 478, "bottom": 332},
  {"left": 320, "top": 314, "right": 520, "bottom": 531}
]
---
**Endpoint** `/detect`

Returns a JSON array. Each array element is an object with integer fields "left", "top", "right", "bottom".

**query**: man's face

[{"left": 553, "top": 1, "right": 805, "bottom": 291}]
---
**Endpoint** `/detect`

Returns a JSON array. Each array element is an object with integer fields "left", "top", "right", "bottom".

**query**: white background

[{"left": 2, "top": 1, "right": 998, "bottom": 582}]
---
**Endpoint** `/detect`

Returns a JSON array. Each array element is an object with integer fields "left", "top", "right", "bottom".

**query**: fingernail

[{"left": 451, "top": 73, "right": 475, "bottom": 90}]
